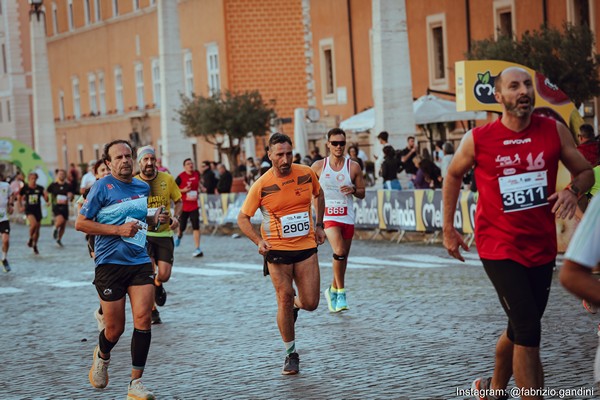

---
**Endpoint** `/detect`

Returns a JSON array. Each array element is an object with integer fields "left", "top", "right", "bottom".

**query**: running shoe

[
  {"left": 33, "top": 246, "right": 39, "bottom": 255},
  {"left": 127, "top": 378, "right": 155, "bottom": 400},
  {"left": 583, "top": 299, "right": 598, "bottom": 314},
  {"left": 324, "top": 286, "right": 338, "bottom": 312},
  {"left": 335, "top": 291, "right": 348, "bottom": 312},
  {"left": 56, "top": 239, "right": 63, "bottom": 247},
  {"left": 151, "top": 309, "right": 162, "bottom": 325},
  {"left": 52, "top": 228, "right": 58, "bottom": 240},
  {"left": 89, "top": 345, "right": 110, "bottom": 389},
  {"left": 192, "top": 248, "right": 204, "bottom": 257},
  {"left": 27, "top": 238, "right": 33, "bottom": 247},
  {"left": 94, "top": 308, "right": 105, "bottom": 331},
  {"left": 471, "top": 377, "right": 507, "bottom": 400},
  {"left": 2, "top": 259, "right": 10, "bottom": 272},
  {"left": 155, "top": 284, "right": 167, "bottom": 307},
  {"left": 174, "top": 235, "right": 181, "bottom": 247},
  {"left": 282, "top": 352, "right": 300, "bottom": 375}
]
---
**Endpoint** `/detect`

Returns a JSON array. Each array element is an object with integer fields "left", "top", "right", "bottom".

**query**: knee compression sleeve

[
  {"left": 332, "top": 253, "right": 346, "bottom": 261},
  {"left": 131, "top": 328, "right": 152, "bottom": 370}
]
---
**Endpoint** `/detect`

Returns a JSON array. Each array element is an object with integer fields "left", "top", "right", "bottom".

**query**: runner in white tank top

[{"left": 311, "top": 128, "right": 365, "bottom": 312}]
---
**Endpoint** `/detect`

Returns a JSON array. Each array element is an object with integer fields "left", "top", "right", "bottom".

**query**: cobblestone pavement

[{"left": 0, "top": 223, "right": 597, "bottom": 399}]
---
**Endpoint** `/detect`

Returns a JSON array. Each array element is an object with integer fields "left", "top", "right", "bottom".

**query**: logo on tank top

[
  {"left": 336, "top": 174, "right": 345, "bottom": 182},
  {"left": 503, "top": 138, "right": 532, "bottom": 145},
  {"left": 495, "top": 154, "right": 521, "bottom": 167}
]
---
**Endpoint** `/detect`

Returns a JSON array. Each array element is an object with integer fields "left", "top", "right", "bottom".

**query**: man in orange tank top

[
  {"left": 442, "top": 67, "right": 593, "bottom": 399},
  {"left": 311, "top": 128, "right": 365, "bottom": 313},
  {"left": 238, "top": 133, "right": 325, "bottom": 375}
]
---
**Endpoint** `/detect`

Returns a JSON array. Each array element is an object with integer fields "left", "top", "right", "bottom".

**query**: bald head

[{"left": 494, "top": 67, "right": 532, "bottom": 93}]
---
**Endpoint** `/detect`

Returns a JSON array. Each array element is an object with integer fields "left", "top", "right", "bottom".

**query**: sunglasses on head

[{"left": 329, "top": 141, "right": 346, "bottom": 147}]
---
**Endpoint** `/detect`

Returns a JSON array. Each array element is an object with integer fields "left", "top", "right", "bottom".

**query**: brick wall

[{"left": 225, "top": 0, "right": 307, "bottom": 126}]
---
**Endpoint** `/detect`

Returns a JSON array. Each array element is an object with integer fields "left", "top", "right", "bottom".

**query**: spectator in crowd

[
  {"left": 261, "top": 146, "right": 271, "bottom": 167},
  {"left": 216, "top": 163, "right": 233, "bottom": 194},
  {"left": 441, "top": 142, "right": 455, "bottom": 179},
  {"left": 434, "top": 140, "right": 444, "bottom": 170},
  {"left": 201, "top": 161, "right": 218, "bottom": 195},
  {"left": 156, "top": 158, "right": 170, "bottom": 174},
  {"left": 210, "top": 161, "right": 220, "bottom": 179},
  {"left": 412, "top": 155, "right": 442, "bottom": 189},
  {"left": 347, "top": 145, "right": 364, "bottom": 172},
  {"left": 80, "top": 160, "right": 98, "bottom": 192},
  {"left": 374, "top": 131, "right": 391, "bottom": 178},
  {"left": 310, "top": 147, "right": 323, "bottom": 163},
  {"left": 260, "top": 161, "right": 271, "bottom": 175},
  {"left": 9, "top": 172, "right": 24, "bottom": 204},
  {"left": 577, "top": 124, "right": 600, "bottom": 166},
  {"left": 399, "top": 136, "right": 418, "bottom": 188},
  {"left": 293, "top": 153, "right": 302, "bottom": 164},
  {"left": 245, "top": 158, "right": 259, "bottom": 188},
  {"left": 381, "top": 145, "right": 401, "bottom": 190},
  {"left": 68, "top": 163, "right": 80, "bottom": 195}
]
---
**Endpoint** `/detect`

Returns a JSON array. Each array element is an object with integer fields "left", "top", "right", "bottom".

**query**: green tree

[
  {"left": 176, "top": 90, "right": 276, "bottom": 173},
  {"left": 467, "top": 23, "right": 600, "bottom": 107}
]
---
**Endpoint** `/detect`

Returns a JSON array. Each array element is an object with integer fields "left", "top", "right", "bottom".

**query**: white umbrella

[
  {"left": 413, "top": 94, "right": 487, "bottom": 125},
  {"left": 339, "top": 108, "right": 375, "bottom": 132},
  {"left": 339, "top": 95, "right": 487, "bottom": 131},
  {"left": 243, "top": 133, "right": 256, "bottom": 159}
]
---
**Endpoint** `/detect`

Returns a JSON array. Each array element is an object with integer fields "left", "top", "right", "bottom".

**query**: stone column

[
  {"left": 30, "top": 6, "right": 58, "bottom": 171},
  {"left": 371, "top": 0, "right": 415, "bottom": 151},
  {"left": 158, "top": 0, "right": 190, "bottom": 174}
]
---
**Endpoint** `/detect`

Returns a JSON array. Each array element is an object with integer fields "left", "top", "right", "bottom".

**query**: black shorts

[
  {"left": 482, "top": 258, "right": 554, "bottom": 347},
  {"left": 93, "top": 263, "right": 154, "bottom": 302},
  {"left": 146, "top": 236, "right": 175, "bottom": 264},
  {"left": 179, "top": 209, "right": 200, "bottom": 232},
  {"left": 25, "top": 208, "right": 42, "bottom": 222},
  {"left": 52, "top": 205, "right": 69, "bottom": 219},
  {"left": 263, "top": 248, "right": 318, "bottom": 276},
  {"left": 0, "top": 220, "right": 10, "bottom": 234}
]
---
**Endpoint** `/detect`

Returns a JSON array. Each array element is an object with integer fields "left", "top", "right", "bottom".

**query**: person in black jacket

[
  {"left": 200, "top": 160, "right": 218, "bottom": 194},
  {"left": 216, "top": 163, "right": 233, "bottom": 193}
]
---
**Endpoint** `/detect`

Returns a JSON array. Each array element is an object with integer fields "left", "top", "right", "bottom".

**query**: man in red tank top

[{"left": 442, "top": 67, "right": 594, "bottom": 399}]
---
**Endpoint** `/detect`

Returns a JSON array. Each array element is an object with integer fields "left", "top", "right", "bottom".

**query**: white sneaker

[
  {"left": 127, "top": 378, "right": 155, "bottom": 400},
  {"left": 94, "top": 308, "right": 105, "bottom": 331},
  {"left": 88, "top": 345, "right": 109, "bottom": 388}
]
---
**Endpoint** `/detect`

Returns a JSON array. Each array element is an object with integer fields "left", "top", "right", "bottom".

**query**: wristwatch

[
  {"left": 567, "top": 184, "right": 581, "bottom": 198},
  {"left": 316, "top": 222, "right": 324, "bottom": 228}
]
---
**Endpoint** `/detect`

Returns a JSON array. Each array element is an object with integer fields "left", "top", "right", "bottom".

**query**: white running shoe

[
  {"left": 88, "top": 345, "right": 109, "bottom": 389},
  {"left": 94, "top": 308, "right": 105, "bottom": 331},
  {"left": 127, "top": 378, "right": 155, "bottom": 400}
]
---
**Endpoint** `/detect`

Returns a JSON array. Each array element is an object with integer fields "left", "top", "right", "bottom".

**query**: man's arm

[
  {"left": 310, "top": 159, "right": 324, "bottom": 178},
  {"left": 560, "top": 261, "right": 600, "bottom": 306},
  {"left": 312, "top": 188, "right": 326, "bottom": 245},
  {"left": 237, "top": 212, "right": 272, "bottom": 255},
  {"left": 169, "top": 199, "right": 183, "bottom": 230},
  {"left": 442, "top": 131, "right": 476, "bottom": 262},
  {"left": 346, "top": 160, "right": 365, "bottom": 199},
  {"left": 75, "top": 213, "right": 140, "bottom": 237},
  {"left": 547, "top": 123, "right": 594, "bottom": 219}
]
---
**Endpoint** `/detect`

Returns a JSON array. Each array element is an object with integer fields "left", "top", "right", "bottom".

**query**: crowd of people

[{"left": 2, "top": 68, "right": 600, "bottom": 399}]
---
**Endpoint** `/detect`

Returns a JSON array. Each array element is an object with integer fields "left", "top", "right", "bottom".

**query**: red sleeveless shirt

[{"left": 473, "top": 115, "right": 561, "bottom": 267}]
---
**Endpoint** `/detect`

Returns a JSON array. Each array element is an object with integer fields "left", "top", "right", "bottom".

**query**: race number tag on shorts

[
  {"left": 280, "top": 212, "right": 310, "bottom": 238},
  {"left": 498, "top": 171, "right": 548, "bottom": 213},
  {"left": 187, "top": 190, "right": 198, "bottom": 200},
  {"left": 121, "top": 216, "right": 148, "bottom": 248},
  {"left": 56, "top": 194, "right": 68, "bottom": 205},
  {"left": 325, "top": 199, "right": 348, "bottom": 216}
]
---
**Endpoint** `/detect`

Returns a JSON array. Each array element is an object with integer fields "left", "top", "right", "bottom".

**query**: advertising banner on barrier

[
  {"left": 200, "top": 193, "right": 235, "bottom": 226},
  {"left": 377, "top": 190, "right": 417, "bottom": 231},
  {"left": 352, "top": 190, "right": 379, "bottom": 229}
]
